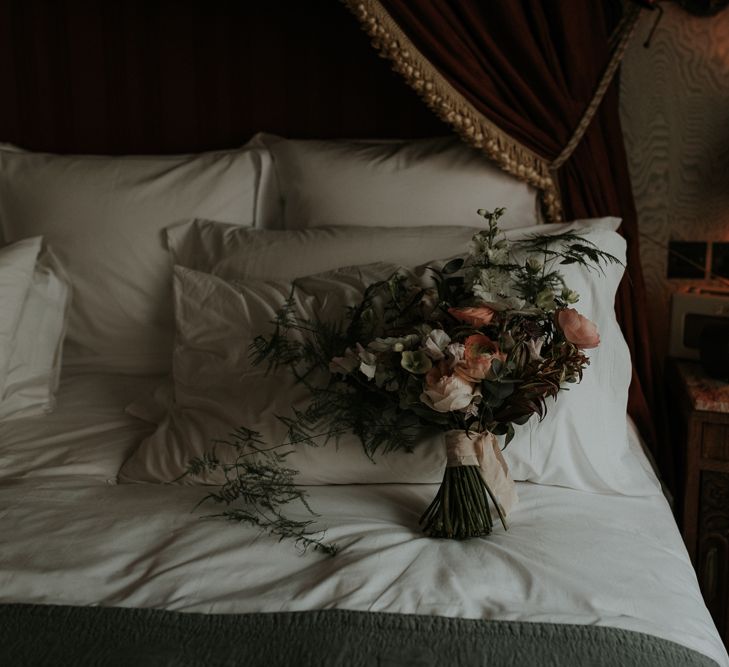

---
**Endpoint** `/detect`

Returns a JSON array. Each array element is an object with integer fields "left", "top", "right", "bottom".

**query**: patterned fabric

[{"left": 0, "top": 604, "right": 719, "bottom": 667}]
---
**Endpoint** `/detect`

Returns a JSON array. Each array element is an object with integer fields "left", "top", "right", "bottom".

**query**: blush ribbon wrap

[{"left": 444, "top": 430, "right": 518, "bottom": 516}]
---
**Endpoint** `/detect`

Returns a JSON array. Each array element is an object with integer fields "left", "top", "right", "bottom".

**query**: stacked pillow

[
  {"left": 0, "top": 133, "right": 655, "bottom": 496},
  {"left": 0, "top": 237, "right": 71, "bottom": 420},
  {"left": 115, "top": 133, "right": 541, "bottom": 445},
  {"left": 120, "top": 225, "right": 483, "bottom": 485},
  {"left": 0, "top": 143, "right": 266, "bottom": 373},
  {"left": 0, "top": 135, "right": 538, "bottom": 377},
  {"left": 120, "top": 217, "right": 656, "bottom": 497},
  {"left": 250, "top": 133, "right": 542, "bottom": 230},
  {"left": 111, "top": 137, "right": 651, "bottom": 497}
]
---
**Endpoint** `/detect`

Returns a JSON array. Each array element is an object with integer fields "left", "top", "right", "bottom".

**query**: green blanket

[{"left": 0, "top": 604, "right": 718, "bottom": 667}]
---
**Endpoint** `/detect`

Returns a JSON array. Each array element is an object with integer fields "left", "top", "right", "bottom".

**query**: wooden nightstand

[{"left": 670, "top": 360, "right": 729, "bottom": 647}]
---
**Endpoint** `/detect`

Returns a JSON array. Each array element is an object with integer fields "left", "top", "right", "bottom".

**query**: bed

[
  {"left": 1, "top": 2, "right": 728, "bottom": 666},
  {"left": 0, "top": 370, "right": 726, "bottom": 666}
]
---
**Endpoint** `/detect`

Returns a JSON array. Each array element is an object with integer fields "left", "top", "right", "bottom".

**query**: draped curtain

[{"left": 345, "top": 1, "right": 663, "bottom": 480}]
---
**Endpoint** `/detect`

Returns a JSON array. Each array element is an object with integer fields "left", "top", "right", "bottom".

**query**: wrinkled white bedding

[{"left": 0, "top": 371, "right": 727, "bottom": 667}]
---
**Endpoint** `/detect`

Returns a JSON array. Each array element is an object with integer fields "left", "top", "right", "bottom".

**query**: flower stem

[{"left": 420, "top": 465, "right": 504, "bottom": 539}]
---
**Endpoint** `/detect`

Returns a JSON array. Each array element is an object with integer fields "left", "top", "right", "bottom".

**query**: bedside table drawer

[
  {"left": 672, "top": 360, "right": 729, "bottom": 648},
  {"left": 698, "top": 471, "right": 729, "bottom": 645},
  {"left": 702, "top": 424, "right": 729, "bottom": 462}
]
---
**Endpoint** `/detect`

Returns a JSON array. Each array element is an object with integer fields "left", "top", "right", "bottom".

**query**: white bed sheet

[{"left": 0, "top": 371, "right": 727, "bottom": 667}]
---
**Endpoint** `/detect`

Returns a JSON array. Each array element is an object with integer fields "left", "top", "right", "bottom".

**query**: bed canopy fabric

[{"left": 344, "top": 0, "right": 662, "bottom": 477}]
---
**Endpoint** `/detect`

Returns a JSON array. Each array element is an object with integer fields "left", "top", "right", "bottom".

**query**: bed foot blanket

[{"left": 0, "top": 604, "right": 718, "bottom": 667}]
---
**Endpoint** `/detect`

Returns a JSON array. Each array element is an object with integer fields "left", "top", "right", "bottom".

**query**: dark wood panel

[
  {"left": 0, "top": 0, "right": 445, "bottom": 154},
  {"left": 699, "top": 471, "right": 729, "bottom": 648},
  {"left": 703, "top": 423, "right": 729, "bottom": 463}
]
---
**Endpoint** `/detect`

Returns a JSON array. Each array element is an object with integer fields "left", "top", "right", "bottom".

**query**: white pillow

[
  {"left": 124, "top": 221, "right": 490, "bottom": 425},
  {"left": 256, "top": 133, "right": 541, "bottom": 230},
  {"left": 0, "top": 248, "right": 71, "bottom": 420},
  {"left": 0, "top": 144, "right": 263, "bottom": 373},
  {"left": 167, "top": 219, "right": 485, "bottom": 281},
  {"left": 0, "top": 237, "right": 42, "bottom": 394},
  {"left": 120, "top": 263, "right": 446, "bottom": 485},
  {"left": 121, "top": 219, "right": 657, "bottom": 496}
]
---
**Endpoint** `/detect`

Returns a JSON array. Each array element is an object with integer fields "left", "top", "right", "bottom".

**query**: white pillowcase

[
  {"left": 254, "top": 133, "right": 541, "bottom": 230},
  {"left": 502, "top": 222, "right": 645, "bottom": 493},
  {"left": 167, "top": 219, "right": 485, "bottom": 281},
  {"left": 124, "top": 222, "right": 490, "bottom": 430},
  {"left": 124, "top": 221, "right": 490, "bottom": 427},
  {"left": 119, "top": 263, "right": 446, "bottom": 485},
  {"left": 0, "top": 237, "right": 42, "bottom": 394},
  {"left": 0, "top": 248, "right": 71, "bottom": 420},
  {"left": 0, "top": 237, "right": 70, "bottom": 420},
  {"left": 121, "top": 219, "right": 657, "bottom": 496},
  {"left": 0, "top": 144, "right": 263, "bottom": 373}
]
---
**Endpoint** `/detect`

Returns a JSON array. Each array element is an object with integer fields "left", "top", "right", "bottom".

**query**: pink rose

[
  {"left": 557, "top": 308, "right": 600, "bottom": 349},
  {"left": 448, "top": 306, "right": 495, "bottom": 327},
  {"left": 424, "top": 360, "right": 449, "bottom": 387},
  {"left": 455, "top": 334, "right": 507, "bottom": 381},
  {"left": 421, "top": 361, "right": 476, "bottom": 413}
]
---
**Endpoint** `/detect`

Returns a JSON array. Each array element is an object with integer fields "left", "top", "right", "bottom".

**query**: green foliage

[
  {"left": 515, "top": 231, "right": 623, "bottom": 271},
  {"left": 182, "top": 427, "right": 338, "bottom": 556}
]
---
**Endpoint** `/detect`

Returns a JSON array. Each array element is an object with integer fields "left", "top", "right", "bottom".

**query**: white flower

[
  {"left": 526, "top": 337, "right": 545, "bottom": 361},
  {"left": 423, "top": 329, "right": 451, "bottom": 360},
  {"left": 478, "top": 267, "right": 512, "bottom": 293},
  {"left": 526, "top": 256, "right": 542, "bottom": 273},
  {"left": 472, "top": 284, "right": 527, "bottom": 312},
  {"left": 356, "top": 343, "right": 377, "bottom": 380},
  {"left": 561, "top": 287, "right": 580, "bottom": 304},
  {"left": 445, "top": 342, "right": 465, "bottom": 368},
  {"left": 468, "top": 231, "right": 510, "bottom": 262},
  {"left": 467, "top": 232, "right": 490, "bottom": 257},
  {"left": 467, "top": 267, "right": 523, "bottom": 311},
  {"left": 536, "top": 289, "right": 556, "bottom": 311},
  {"left": 486, "top": 246, "right": 509, "bottom": 265},
  {"left": 464, "top": 400, "right": 480, "bottom": 418}
]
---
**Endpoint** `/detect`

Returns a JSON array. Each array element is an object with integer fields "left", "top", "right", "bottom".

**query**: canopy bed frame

[
  {"left": 2, "top": 2, "right": 718, "bottom": 665},
  {"left": 0, "top": 0, "right": 661, "bottom": 477}
]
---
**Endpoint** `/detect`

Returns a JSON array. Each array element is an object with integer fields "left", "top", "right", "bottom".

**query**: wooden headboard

[{"left": 0, "top": 0, "right": 446, "bottom": 154}]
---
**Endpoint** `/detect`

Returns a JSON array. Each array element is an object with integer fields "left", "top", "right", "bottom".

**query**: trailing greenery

[{"left": 182, "top": 427, "right": 338, "bottom": 556}]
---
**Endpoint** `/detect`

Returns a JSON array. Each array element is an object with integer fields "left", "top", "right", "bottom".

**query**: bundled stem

[{"left": 419, "top": 465, "right": 507, "bottom": 539}]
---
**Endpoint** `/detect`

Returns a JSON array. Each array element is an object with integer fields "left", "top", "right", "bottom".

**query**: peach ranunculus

[
  {"left": 448, "top": 306, "right": 496, "bottom": 328},
  {"left": 455, "top": 334, "right": 507, "bottom": 382},
  {"left": 420, "top": 361, "right": 476, "bottom": 413},
  {"left": 557, "top": 308, "right": 600, "bottom": 349}
]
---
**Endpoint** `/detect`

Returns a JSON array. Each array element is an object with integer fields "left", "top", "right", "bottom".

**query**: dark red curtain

[
  {"left": 373, "top": 0, "right": 661, "bottom": 474},
  {"left": 0, "top": 0, "right": 446, "bottom": 154}
]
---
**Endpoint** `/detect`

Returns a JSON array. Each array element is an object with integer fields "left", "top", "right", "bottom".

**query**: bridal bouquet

[{"left": 186, "top": 209, "right": 619, "bottom": 553}]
